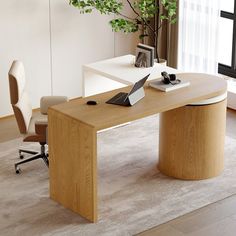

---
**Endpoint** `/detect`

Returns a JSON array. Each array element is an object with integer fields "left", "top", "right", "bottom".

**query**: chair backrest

[{"left": 8, "top": 61, "right": 32, "bottom": 134}]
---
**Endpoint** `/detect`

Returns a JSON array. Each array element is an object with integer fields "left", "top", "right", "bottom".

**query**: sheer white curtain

[{"left": 178, "top": 0, "right": 220, "bottom": 74}]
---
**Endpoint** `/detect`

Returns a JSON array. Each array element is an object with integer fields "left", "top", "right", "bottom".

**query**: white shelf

[{"left": 82, "top": 54, "right": 180, "bottom": 97}]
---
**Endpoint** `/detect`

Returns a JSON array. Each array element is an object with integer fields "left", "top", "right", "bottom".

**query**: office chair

[{"left": 8, "top": 60, "right": 68, "bottom": 174}]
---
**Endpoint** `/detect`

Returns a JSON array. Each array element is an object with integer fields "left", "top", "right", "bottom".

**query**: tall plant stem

[
  {"left": 126, "top": 0, "right": 140, "bottom": 17},
  {"left": 126, "top": 0, "right": 159, "bottom": 61},
  {"left": 155, "top": 0, "right": 160, "bottom": 62}
]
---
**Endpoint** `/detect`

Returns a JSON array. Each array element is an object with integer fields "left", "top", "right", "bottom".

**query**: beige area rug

[{"left": 1, "top": 115, "right": 236, "bottom": 236}]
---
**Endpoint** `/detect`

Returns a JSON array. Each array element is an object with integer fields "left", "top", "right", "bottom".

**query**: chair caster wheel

[
  {"left": 15, "top": 166, "right": 21, "bottom": 174},
  {"left": 19, "top": 150, "right": 24, "bottom": 159}
]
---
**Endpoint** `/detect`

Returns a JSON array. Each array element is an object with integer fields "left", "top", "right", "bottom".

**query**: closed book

[{"left": 149, "top": 80, "right": 190, "bottom": 92}]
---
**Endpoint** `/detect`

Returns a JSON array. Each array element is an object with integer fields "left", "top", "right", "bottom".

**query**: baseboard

[
  {"left": 0, "top": 114, "right": 15, "bottom": 121},
  {"left": 0, "top": 97, "right": 82, "bottom": 120},
  {"left": 0, "top": 108, "right": 40, "bottom": 121}
]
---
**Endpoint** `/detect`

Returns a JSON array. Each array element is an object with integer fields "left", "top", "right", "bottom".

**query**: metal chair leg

[
  {"left": 19, "top": 149, "right": 38, "bottom": 155},
  {"left": 15, "top": 143, "right": 49, "bottom": 174},
  {"left": 19, "top": 149, "right": 38, "bottom": 159},
  {"left": 15, "top": 153, "right": 41, "bottom": 174}
]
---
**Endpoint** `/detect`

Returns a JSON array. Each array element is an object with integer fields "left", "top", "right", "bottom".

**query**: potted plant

[{"left": 69, "top": 0, "right": 177, "bottom": 63}]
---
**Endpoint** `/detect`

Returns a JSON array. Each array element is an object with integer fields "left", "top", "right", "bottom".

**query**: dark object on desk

[
  {"left": 106, "top": 74, "right": 150, "bottom": 106},
  {"left": 161, "top": 71, "right": 181, "bottom": 85},
  {"left": 149, "top": 71, "right": 190, "bottom": 92},
  {"left": 87, "top": 100, "right": 97, "bottom": 105}
]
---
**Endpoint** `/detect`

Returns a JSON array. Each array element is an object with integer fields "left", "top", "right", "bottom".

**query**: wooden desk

[{"left": 48, "top": 73, "right": 227, "bottom": 222}]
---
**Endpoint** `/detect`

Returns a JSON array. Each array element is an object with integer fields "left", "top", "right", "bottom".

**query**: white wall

[
  {"left": 114, "top": 0, "right": 139, "bottom": 56},
  {"left": 0, "top": 0, "right": 51, "bottom": 116},
  {"left": 0, "top": 0, "right": 138, "bottom": 117},
  {"left": 50, "top": 0, "right": 115, "bottom": 98}
]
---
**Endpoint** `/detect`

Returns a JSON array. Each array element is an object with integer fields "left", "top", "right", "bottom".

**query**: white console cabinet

[{"left": 82, "top": 55, "right": 179, "bottom": 97}]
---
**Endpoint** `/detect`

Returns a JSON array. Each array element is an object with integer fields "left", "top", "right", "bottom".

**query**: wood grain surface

[
  {"left": 50, "top": 73, "right": 227, "bottom": 131},
  {"left": 48, "top": 73, "right": 227, "bottom": 221},
  {"left": 158, "top": 100, "right": 227, "bottom": 180},
  {"left": 48, "top": 109, "right": 97, "bottom": 222}
]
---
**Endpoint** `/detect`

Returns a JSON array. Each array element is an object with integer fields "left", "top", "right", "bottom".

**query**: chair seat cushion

[{"left": 23, "top": 113, "right": 47, "bottom": 142}]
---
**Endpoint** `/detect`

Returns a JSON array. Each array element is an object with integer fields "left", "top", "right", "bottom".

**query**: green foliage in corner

[{"left": 69, "top": 0, "right": 177, "bottom": 59}]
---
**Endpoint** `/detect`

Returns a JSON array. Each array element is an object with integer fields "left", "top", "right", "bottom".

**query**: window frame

[{"left": 218, "top": 1, "right": 236, "bottom": 78}]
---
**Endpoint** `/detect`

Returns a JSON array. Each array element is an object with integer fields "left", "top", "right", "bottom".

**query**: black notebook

[{"left": 106, "top": 74, "right": 150, "bottom": 106}]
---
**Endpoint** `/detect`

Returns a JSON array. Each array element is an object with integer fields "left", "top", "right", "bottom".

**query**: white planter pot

[{"left": 155, "top": 58, "right": 167, "bottom": 66}]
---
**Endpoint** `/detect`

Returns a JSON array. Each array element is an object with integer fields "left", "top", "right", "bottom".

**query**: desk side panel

[{"left": 48, "top": 109, "right": 97, "bottom": 222}]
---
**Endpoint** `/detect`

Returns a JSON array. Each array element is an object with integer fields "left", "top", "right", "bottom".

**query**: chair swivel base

[
  {"left": 18, "top": 149, "right": 38, "bottom": 159},
  {"left": 15, "top": 143, "right": 49, "bottom": 174}
]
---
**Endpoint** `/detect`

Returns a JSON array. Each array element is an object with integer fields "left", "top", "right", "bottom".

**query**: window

[
  {"left": 178, "top": 0, "right": 220, "bottom": 75},
  {"left": 218, "top": 0, "right": 236, "bottom": 77}
]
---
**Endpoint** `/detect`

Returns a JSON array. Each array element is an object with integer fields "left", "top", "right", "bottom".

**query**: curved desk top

[{"left": 49, "top": 73, "right": 227, "bottom": 131}]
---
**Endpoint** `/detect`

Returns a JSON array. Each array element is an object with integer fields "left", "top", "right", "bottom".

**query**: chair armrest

[
  {"left": 35, "top": 121, "right": 48, "bottom": 136},
  {"left": 40, "top": 96, "right": 68, "bottom": 114}
]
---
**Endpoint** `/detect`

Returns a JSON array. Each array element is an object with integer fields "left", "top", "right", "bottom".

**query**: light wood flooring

[
  {"left": 137, "top": 108, "right": 236, "bottom": 236},
  {"left": 1, "top": 109, "right": 236, "bottom": 236}
]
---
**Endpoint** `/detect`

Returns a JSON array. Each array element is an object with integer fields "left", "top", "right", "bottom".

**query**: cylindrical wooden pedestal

[{"left": 158, "top": 99, "right": 227, "bottom": 180}]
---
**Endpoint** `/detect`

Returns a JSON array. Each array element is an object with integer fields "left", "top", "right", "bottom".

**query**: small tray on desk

[{"left": 149, "top": 80, "right": 190, "bottom": 92}]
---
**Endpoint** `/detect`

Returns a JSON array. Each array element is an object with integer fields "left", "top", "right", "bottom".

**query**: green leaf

[
  {"left": 69, "top": 0, "right": 177, "bottom": 43},
  {"left": 69, "top": 0, "right": 124, "bottom": 14},
  {"left": 109, "top": 18, "right": 139, "bottom": 33}
]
